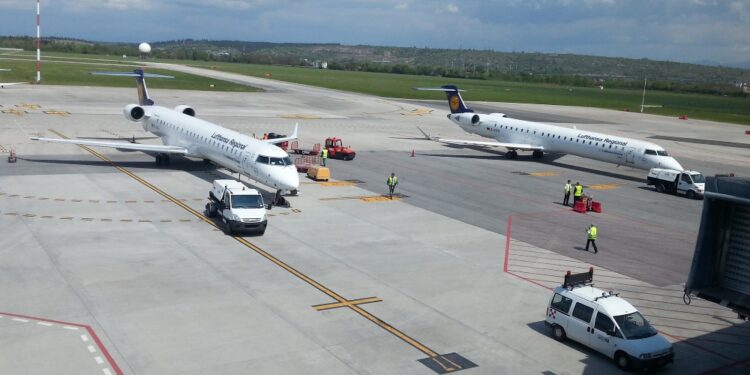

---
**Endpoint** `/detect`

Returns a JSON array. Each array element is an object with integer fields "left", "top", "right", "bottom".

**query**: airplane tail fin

[
  {"left": 416, "top": 85, "right": 473, "bottom": 114},
  {"left": 90, "top": 68, "right": 173, "bottom": 106}
]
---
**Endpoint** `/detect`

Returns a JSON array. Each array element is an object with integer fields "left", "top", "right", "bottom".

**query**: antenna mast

[{"left": 36, "top": 0, "right": 41, "bottom": 83}]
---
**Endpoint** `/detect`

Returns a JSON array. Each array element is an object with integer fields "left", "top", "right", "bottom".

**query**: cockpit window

[
  {"left": 256, "top": 155, "right": 270, "bottom": 164},
  {"left": 644, "top": 149, "right": 657, "bottom": 155},
  {"left": 657, "top": 150, "right": 669, "bottom": 156},
  {"left": 269, "top": 157, "right": 285, "bottom": 166},
  {"left": 283, "top": 156, "right": 292, "bottom": 165}
]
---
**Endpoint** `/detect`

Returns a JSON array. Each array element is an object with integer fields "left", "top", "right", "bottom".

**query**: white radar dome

[{"left": 138, "top": 42, "right": 152, "bottom": 54}]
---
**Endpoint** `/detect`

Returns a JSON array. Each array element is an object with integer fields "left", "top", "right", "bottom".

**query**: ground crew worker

[
  {"left": 585, "top": 223, "right": 598, "bottom": 253},
  {"left": 574, "top": 182, "right": 583, "bottom": 204},
  {"left": 262, "top": 133, "right": 268, "bottom": 140},
  {"left": 321, "top": 148, "right": 328, "bottom": 166},
  {"left": 387, "top": 172, "right": 398, "bottom": 199},
  {"left": 563, "top": 180, "right": 572, "bottom": 206}
]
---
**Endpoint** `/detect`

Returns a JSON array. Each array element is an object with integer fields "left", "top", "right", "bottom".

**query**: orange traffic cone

[{"left": 410, "top": 149, "right": 415, "bottom": 157}]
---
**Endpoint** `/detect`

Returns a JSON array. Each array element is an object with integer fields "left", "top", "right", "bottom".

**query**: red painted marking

[
  {"left": 504, "top": 214, "right": 512, "bottom": 273},
  {"left": 699, "top": 357, "right": 750, "bottom": 374},
  {"left": 661, "top": 331, "right": 737, "bottom": 363},
  {"left": 0, "top": 311, "right": 123, "bottom": 375},
  {"left": 85, "top": 326, "right": 123, "bottom": 375}
]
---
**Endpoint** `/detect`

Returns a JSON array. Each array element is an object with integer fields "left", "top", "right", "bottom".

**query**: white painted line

[
  {"left": 102, "top": 368, "right": 112, "bottom": 375},
  {"left": 11, "top": 318, "right": 29, "bottom": 323},
  {"left": 37, "top": 322, "right": 53, "bottom": 327},
  {"left": 63, "top": 325, "right": 79, "bottom": 330},
  {"left": 80, "top": 334, "right": 89, "bottom": 342},
  {"left": 94, "top": 356, "right": 104, "bottom": 365},
  {"left": 87, "top": 345, "right": 96, "bottom": 353}
]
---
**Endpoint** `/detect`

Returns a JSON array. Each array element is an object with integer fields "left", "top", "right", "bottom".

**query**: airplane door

[{"left": 625, "top": 147, "right": 636, "bottom": 164}]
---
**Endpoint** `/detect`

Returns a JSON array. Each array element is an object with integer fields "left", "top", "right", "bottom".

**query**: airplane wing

[
  {"left": 30, "top": 137, "right": 188, "bottom": 154},
  {"left": 437, "top": 138, "right": 543, "bottom": 151},
  {"left": 416, "top": 126, "right": 543, "bottom": 151},
  {"left": 1, "top": 82, "right": 27, "bottom": 88},
  {"left": 264, "top": 123, "right": 298, "bottom": 145}
]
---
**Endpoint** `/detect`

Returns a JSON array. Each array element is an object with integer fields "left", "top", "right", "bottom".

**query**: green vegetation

[
  {"left": 0, "top": 53, "right": 260, "bottom": 92},
  {"left": 187, "top": 61, "right": 750, "bottom": 125},
  {"left": 1, "top": 48, "right": 748, "bottom": 125}
]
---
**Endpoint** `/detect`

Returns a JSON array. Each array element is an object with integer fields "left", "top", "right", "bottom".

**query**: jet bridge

[{"left": 684, "top": 176, "right": 750, "bottom": 319}]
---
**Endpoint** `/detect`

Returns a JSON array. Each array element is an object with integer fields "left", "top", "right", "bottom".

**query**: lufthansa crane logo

[{"left": 449, "top": 95, "right": 460, "bottom": 112}]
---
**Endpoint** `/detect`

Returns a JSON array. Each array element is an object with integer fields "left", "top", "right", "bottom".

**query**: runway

[{"left": 1, "top": 68, "right": 749, "bottom": 374}]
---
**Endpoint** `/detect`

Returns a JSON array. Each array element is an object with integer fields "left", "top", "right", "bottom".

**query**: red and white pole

[{"left": 36, "top": 0, "right": 41, "bottom": 83}]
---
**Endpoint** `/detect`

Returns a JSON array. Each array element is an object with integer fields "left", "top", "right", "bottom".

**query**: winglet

[
  {"left": 416, "top": 126, "right": 436, "bottom": 140},
  {"left": 264, "top": 123, "right": 299, "bottom": 145}
]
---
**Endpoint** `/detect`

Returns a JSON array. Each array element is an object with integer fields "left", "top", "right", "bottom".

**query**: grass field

[
  {"left": 2, "top": 51, "right": 748, "bottom": 124},
  {"left": 184, "top": 61, "right": 750, "bottom": 125},
  {"left": 0, "top": 53, "right": 260, "bottom": 92}
]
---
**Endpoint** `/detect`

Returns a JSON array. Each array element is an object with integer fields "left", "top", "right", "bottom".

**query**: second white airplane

[
  {"left": 32, "top": 68, "right": 300, "bottom": 195},
  {"left": 419, "top": 85, "right": 684, "bottom": 171}
]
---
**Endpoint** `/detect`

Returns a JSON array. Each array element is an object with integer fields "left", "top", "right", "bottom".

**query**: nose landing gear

[{"left": 155, "top": 153, "right": 171, "bottom": 166}]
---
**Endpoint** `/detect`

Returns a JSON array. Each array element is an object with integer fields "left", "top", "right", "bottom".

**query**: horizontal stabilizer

[
  {"left": 90, "top": 71, "right": 174, "bottom": 79},
  {"left": 264, "top": 123, "right": 299, "bottom": 145},
  {"left": 415, "top": 87, "right": 466, "bottom": 92}
]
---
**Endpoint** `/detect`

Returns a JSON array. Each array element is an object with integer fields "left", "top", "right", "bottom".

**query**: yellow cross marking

[
  {"left": 313, "top": 297, "right": 382, "bottom": 311},
  {"left": 2, "top": 109, "right": 26, "bottom": 116},
  {"left": 15, "top": 103, "right": 40, "bottom": 109},
  {"left": 585, "top": 183, "right": 625, "bottom": 190},
  {"left": 44, "top": 110, "right": 70, "bottom": 116},
  {"left": 319, "top": 181, "right": 356, "bottom": 187},
  {"left": 528, "top": 171, "right": 560, "bottom": 177},
  {"left": 401, "top": 108, "right": 433, "bottom": 116},
  {"left": 319, "top": 194, "right": 401, "bottom": 202}
]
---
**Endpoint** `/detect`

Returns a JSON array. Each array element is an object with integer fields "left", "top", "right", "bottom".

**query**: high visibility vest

[
  {"left": 574, "top": 185, "right": 583, "bottom": 197},
  {"left": 387, "top": 176, "right": 398, "bottom": 186},
  {"left": 321, "top": 149, "right": 328, "bottom": 158},
  {"left": 564, "top": 183, "right": 571, "bottom": 193},
  {"left": 588, "top": 226, "right": 597, "bottom": 240}
]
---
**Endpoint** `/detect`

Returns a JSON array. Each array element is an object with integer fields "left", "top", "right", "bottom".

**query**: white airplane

[
  {"left": 418, "top": 85, "right": 684, "bottom": 171},
  {"left": 0, "top": 69, "right": 27, "bottom": 88},
  {"left": 31, "top": 68, "right": 300, "bottom": 196}
]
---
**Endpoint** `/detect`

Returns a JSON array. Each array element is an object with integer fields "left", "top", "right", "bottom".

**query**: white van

[
  {"left": 646, "top": 168, "right": 705, "bottom": 199},
  {"left": 545, "top": 269, "right": 673, "bottom": 371},
  {"left": 205, "top": 179, "right": 268, "bottom": 235}
]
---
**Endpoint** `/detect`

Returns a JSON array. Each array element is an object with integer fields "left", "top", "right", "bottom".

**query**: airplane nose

[
  {"left": 282, "top": 167, "right": 299, "bottom": 191},
  {"left": 663, "top": 157, "right": 683, "bottom": 171}
]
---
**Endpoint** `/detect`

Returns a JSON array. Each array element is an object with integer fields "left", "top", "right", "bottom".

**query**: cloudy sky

[{"left": 1, "top": 0, "right": 749, "bottom": 65}]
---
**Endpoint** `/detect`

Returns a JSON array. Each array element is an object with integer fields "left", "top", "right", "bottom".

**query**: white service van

[
  {"left": 545, "top": 269, "right": 674, "bottom": 371},
  {"left": 205, "top": 179, "right": 268, "bottom": 235},
  {"left": 647, "top": 168, "right": 705, "bottom": 199}
]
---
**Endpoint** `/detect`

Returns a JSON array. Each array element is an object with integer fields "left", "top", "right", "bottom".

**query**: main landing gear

[
  {"left": 155, "top": 153, "right": 171, "bottom": 166},
  {"left": 505, "top": 150, "right": 519, "bottom": 159},
  {"left": 532, "top": 150, "right": 544, "bottom": 159}
]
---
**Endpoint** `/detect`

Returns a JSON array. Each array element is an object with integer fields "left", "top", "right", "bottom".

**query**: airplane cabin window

[{"left": 645, "top": 149, "right": 657, "bottom": 155}]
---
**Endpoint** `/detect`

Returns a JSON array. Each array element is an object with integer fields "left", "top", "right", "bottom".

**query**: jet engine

[
  {"left": 449, "top": 112, "right": 480, "bottom": 125},
  {"left": 174, "top": 105, "right": 195, "bottom": 117},
  {"left": 123, "top": 104, "right": 145, "bottom": 122}
]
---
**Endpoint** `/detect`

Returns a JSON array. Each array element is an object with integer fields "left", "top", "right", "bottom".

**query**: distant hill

[{"left": 2, "top": 36, "right": 749, "bottom": 96}]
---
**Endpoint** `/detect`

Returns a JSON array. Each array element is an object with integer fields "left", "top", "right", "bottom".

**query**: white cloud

[
  {"left": 446, "top": 3, "right": 459, "bottom": 13},
  {"left": 395, "top": 3, "right": 409, "bottom": 11}
]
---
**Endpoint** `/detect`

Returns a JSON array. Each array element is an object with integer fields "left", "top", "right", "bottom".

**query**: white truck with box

[
  {"left": 646, "top": 168, "right": 705, "bottom": 199},
  {"left": 545, "top": 269, "right": 674, "bottom": 371},
  {"left": 205, "top": 179, "right": 268, "bottom": 235}
]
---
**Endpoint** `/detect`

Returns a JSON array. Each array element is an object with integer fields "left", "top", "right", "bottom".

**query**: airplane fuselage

[
  {"left": 143, "top": 106, "right": 299, "bottom": 191},
  {"left": 450, "top": 112, "right": 683, "bottom": 171}
]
